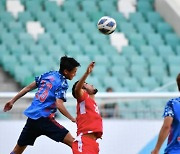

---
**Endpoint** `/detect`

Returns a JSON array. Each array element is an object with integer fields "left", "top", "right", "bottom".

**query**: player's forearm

[
  {"left": 57, "top": 102, "right": 74, "bottom": 121},
  {"left": 77, "top": 72, "right": 89, "bottom": 89},
  {"left": 11, "top": 82, "right": 36, "bottom": 104},
  {"left": 154, "top": 125, "right": 170, "bottom": 151}
]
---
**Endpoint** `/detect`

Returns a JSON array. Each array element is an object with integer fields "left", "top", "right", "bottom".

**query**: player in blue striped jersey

[
  {"left": 152, "top": 73, "right": 180, "bottom": 154},
  {"left": 3, "top": 56, "right": 80, "bottom": 154}
]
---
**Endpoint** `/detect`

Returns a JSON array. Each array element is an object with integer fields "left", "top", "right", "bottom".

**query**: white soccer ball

[{"left": 97, "top": 16, "right": 116, "bottom": 35}]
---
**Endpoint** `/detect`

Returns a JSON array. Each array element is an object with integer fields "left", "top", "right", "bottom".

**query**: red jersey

[{"left": 76, "top": 91, "right": 103, "bottom": 138}]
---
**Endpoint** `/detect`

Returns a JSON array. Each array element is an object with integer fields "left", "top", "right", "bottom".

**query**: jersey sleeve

[
  {"left": 163, "top": 100, "right": 174, "bottom": 118},
  {"left": 55, "top": 82, "right": 68, "bottom": 102}
]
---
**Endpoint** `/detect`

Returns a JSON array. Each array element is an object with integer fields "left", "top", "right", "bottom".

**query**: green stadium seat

[
  {"left": 23, "top": 76, "right": 35, "bottom": 86},
  {"left": 92, "top": 65, "right": 109, "bottom": 77},
  {"left": 35, "top": 11, "right": 54, "bottom": 26},
  {"left": 99, "top": 45, "right": 119, "bottom": 56},
  {"left": 81, "top": 1, "right": 99, "bottom": 14},
  {"left": 37, "top": 33, "right": 54, "bottom": 47},
  {"left": 166, "top": 56, "right": 180, "bottom": 66},
  {"left": 63, "top": 21, "right": 82, "bottom": 34},
  {"left": 147, "top": 56, "right": 166, "bottom": 67},
  {"left": 98, "top": 1, "right": 117, "bottom": 14},
  {"left": 128, "top": 33, "right": 147, "bottom": 50},
  {"left": 82, "top": 44, "right": 101, "bottom": 56},
  {"left": 33, "top": 65, "right": 49, "bottom": 76},
  {"left": 111, "top": 65, "right": 130, "bottom": 78},
  {"left": 135, "top": 22, "right": 155, "bottom": 35},
  {"left": 52, "top": 11, "right": 72, "bottom": 23},
  {"left": 139, "top": 45, "right": 157, "bottom": 57},
  {"left": 140, "top": 76, "right": 159, "bottom": 90},
  {"left": 1, "top": 55, "right": 18, "bottom": 74},
  {"left": 46, "top": 45, "right": 64, "bottom": 56},
  {"left": 28, "top": 44, "right": 45, "bottom": 55},
  {"left": 76, "top": 55, "right": 91, "bottom": 66},
  {"left": 52, "top": 33, "right": 73, "bottom": 47},
  {"left": 0, "top": 23, "right": 8, "bottom": 32},
  {"left": 169, "top": 65, "right": 180, "bottom": 77},
  {"left": 161, "top": 76, "right": 176, "bottom": 91},
  {"left": 128, "top": 55, "right": 147, "bottom": 66},
  {"left": 14, "top": 65, "right": 33, "bottom": 84},
  {"left": 44, "top": 0, "right": 60, "bottom": 15},
  {"left": 0, "top": 12, "right": 15, "bottom": 26},
  {"left": 71, "top": 11, "right": 90, "bottom": 24},
  {"left": 1, "top": 33, "right": 18, "bottom": 46},
  {"left": 18, "top": 33, "right": 35, "bottom": 46},
  {"left": 71, "top": 33, "right": 91, "bottom": 48},
  {"left": 164, "top": 33, "right": 180, "bottom": 50},
  {"left": 87, "top": 11, "right": 104, "bottom": 22},
  {"left": 110, "top": 12, "right": 127, "bottom": 26},
  {"left": 149, "top": 65, "right": 168, "bottom": 82},
  {"left": 120, "top": 46, "right": 139, "bottom": 57},
  {"left": 156, "top": 22, "right": 173, "bottom": 35},
  {"left": 18, "top": 11, "right": 35, "bottom": 25},
  {"left": 137, "top": 1, "right": 153, "bottom": 13},
  {"left": 89, "top": 33, "right": 109, "bottom": 46},
  {"left": 130, "top": 64, "right": 149, "bottom": 80},
  {"left": 175, "top": 45, "right": 180, "bottom": 55},
  {"left": 129, "top": 12, "right": 146, "bottom": 24},
  {"left": 102, "top": 76, "right": 121, "bottom": 89},
  {"left": 44, "top": 22, "right": 63, "bottom": 35},
  {"left": 94, "top": 55, "right": 110, "bottom": 66},
  {"left": 110, "top": 55, "right": 130, "bottom": 68},
  {"left": 0, "top": 44, "right": 10, "bottom": 60},
  {"left": 145, "top": 12, "right": 163, "bottom": 26},
  {"left": 119, "top": 22, "right": 137, "bottom": 35},
  {"left": 65, "top": 45, "right": 83, "bottom": 57},
  {"left": 9, "top": 44, "right": 28, "bottom": 58},
  {"left": 80, "top": 21, "right": 97, "bottom": 34},
  {"left": 37, "top": 55, "right": 56, "bottom": 69},
  {"left": 61, "top": 1, "right": 79, "bottom": 14},
  {"left": 7, "top": 22, "right": 25, "bottom": 35},
  {"left": 25, "top": 1, "right": 43, "bottom": 14},
  {"left": 122, "top": 77, "right": 142, "bottom": 92},
  {"left": 145, "top": 33, "right": 164, "bottom": 48},
  {"left": 156, "top": 45, "right": 175, "bottom": 58}
]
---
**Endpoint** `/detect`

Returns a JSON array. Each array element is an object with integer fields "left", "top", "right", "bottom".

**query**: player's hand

[
  {"left": 71, "top": 117, "right": 76, "bottom": 123},
  {"left": 86, "top": 61, "right": 95, "bottom": 74},
  {"left": 151, "top": 149, "right": 159, "bottom": 154},
  {"left": 3, "top": 101, "right": 14, "bottom": 112}
]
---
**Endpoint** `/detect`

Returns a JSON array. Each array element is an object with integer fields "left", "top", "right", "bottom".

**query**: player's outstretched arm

[
  {"left": 56, "top": 99, "right": 76, "bottom": 122},
  {"left": 75, "top": 62, "right": 95, "bottom": 99},
  {"left": 151, "top": 116, "right": 173, "bottom": 154},
  {"left": 3, "top": 82, "right": 37, "bottom": 112}
]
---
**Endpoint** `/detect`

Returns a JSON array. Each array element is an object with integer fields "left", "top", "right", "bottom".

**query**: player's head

[
  {"left": 176, "top": 73, "right": 180, "bottom": 91},
  {"left": 59, "top": 56, "right": 80, "bottom": 80},
  {"left": 72, "top": 81, "right": 98, "bottom": 98}
]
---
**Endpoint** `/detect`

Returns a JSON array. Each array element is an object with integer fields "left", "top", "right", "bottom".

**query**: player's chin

[{"left": 93, "top": 89, "right": 98, "bottom": 95}]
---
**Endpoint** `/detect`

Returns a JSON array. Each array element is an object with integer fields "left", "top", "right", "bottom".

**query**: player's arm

[
  {"left": 151, "top": 116, "right": 173, "bottom": 154},
  {"left": 3, "top": 81, "right": 37, "bottom": 112},
  {"left": 75, "top": 62, "right": 95, "bottom": 99},
  {"left": 56, "top": 98, "right": 75, "bottom": 122}
]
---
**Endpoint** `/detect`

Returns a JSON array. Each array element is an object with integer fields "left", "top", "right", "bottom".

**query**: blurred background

[{"left": 0, "top": 0, "right": 180, "bottom": 153}]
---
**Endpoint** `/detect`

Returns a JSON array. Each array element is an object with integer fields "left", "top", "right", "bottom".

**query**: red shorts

[{"left": 72, "top": 136, "right": 99, "bottom": 154}]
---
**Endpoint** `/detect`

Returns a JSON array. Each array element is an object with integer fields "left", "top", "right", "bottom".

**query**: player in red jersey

[{"left": 71, "top": 61, "right": 103, "bottom": 154}]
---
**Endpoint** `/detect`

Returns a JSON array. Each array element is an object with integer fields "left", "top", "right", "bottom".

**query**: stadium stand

[{"left": 0, "top": 0, "right": 180, "bottom": 119}]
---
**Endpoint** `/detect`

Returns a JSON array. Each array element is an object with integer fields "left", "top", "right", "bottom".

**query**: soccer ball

[{"left": 97, "top": 16, "right": 116, "bottom": 35}]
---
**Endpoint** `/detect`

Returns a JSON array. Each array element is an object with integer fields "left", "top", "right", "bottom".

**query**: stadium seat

[
  {"left": 128, "top": 12, "right": 146, "bottom": 24},
  {"left": 98, "top": 1, "right": 117, "bottom": 14},
  {"left": 18, "top": 11, "right": 35, "bottom": 25},
  {"left": 102, "top": 76, "right": 122, "bottom": 89},
  {"left": 18, "top": 33, "right": 35, "bottom": 46},
  {"left": 156, "top": 45, "right": 175, "bottom": 58},
  {"left": 139, "top": 45, "right": 157, "bottom": 57},
  {"left": 135, "top": 22, "right": 155, "bottom": 35},
  {"left": 121, "top": 77, "right": 142, "bottom": 92},
  {"left": 99, "top": 45, "right": 119, "bottom": 56},
  {"left": 76, "top": 55, "right": 91, "bottom": 66},
  {"left": 164, "top": 33, "right": 180, "bottom": 50},
  {"left": 52, "top": 33, "right": 73, "bottom": 47},
  {"left": 44, "top": 0, "right": 60, "bottom": 15},
  {"left": 71, "top": 11, "right": 90, "bottom": 24},
  {"left": 94, "top": 55, "right": 110, "bottom": 67},
  {"left": 80, "top": 21, "right": 97, "bottom": 34},
  {"left": 82, "top": 44, "right": 101, "bottom": 56},
  {"left": 137, "top": 1, "right": 153, "bottom": 13},
  {"left": 81, "top": 1, "right": 99, "bottom": 14},
  {"left": 111, "top": 65, "right": 130, "bottom": 78},
  {"left": 110, "top": 55, "right": 130, "bottom": 68},
  {"left": 65, "top": 44, "right": 84, "bottom": 57},
  {"left": 37, "top": 33, "right": 54, "bottom": 47},
  {"left": 44, "top": 23, "right": 63, "bottom": 35},
  {"left": 119, "top": 22, "right": 137, "bottom": 35},
  {"left": 156, "top": 22, "right": 173, "bottom": 35},
  {"left": 140, "top": 76, "right": 160, "bottom": 91},
  {"left": 168, "top": 65, "right": 180, "bottom": 77},
  {"left": 120, "top": 46, "right": 139, "bottom": 57},
  {"left": 145, "top": 12, "right": 163, "bottom": 26},
  {"left": 9, "top": 44, "right": 28, "bottom": 58},
  {"left": 0, "top": 12, "right": 15, "bottom": 26}
]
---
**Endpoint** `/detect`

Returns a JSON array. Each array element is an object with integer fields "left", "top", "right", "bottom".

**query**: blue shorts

[{"left": 17, "top": 117, "right": 69, "bottom": 146}]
